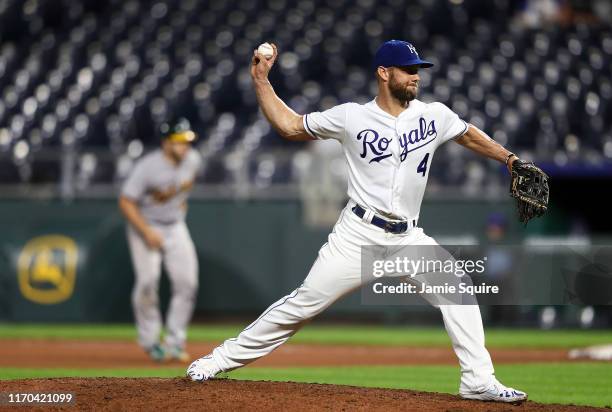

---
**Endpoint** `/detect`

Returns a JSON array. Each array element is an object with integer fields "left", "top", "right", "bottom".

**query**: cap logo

[{"left": 406, "top": 43, "right": 418, "bottom": 57}]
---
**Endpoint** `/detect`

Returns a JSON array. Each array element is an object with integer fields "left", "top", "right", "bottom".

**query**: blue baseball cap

[{"left": 373, "top": 40, "right": 433, "bottom": 69}]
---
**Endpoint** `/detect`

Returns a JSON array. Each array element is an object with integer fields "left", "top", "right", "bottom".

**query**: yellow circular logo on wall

[{"left": 17, "top": 235, "right": 79, "bottom": 305}]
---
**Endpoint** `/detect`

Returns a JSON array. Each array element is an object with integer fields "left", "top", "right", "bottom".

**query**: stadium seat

[{"left": 0, "top": 0, "right": 610, "bottom": 188}]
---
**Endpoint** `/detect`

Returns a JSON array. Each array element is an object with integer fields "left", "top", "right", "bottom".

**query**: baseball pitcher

[
  {"left": 188, "top": 40, "right": 548, "bottom": 403},
  {"left": 119, "top": 118, "right": 202, "bottom": 362}
]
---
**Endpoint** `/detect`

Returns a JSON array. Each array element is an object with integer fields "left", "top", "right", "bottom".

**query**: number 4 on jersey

[{"left": 417, "top": 153, "right": 430, "bottom": 176}]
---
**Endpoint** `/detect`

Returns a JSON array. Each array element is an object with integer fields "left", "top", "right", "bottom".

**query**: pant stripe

[{"left": 243, "top": 287, "right": 301, "bottom": 332}]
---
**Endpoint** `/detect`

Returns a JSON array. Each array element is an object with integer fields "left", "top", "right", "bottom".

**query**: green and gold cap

[{"left": 160, "top": 118, "right": 197, "bottom": 143}]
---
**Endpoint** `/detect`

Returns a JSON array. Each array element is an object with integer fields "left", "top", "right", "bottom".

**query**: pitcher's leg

[
  {"left": 212, "top": 282, "right": 340, "bottom": 371},
  {"left": 405, "top": 230, "right": 495, "bottom": 393},
  {"left": 163, "top": 223, "right": 199, "bottom": 349},
  {"left": 127, "top": 226, "right": 163, "bottom": 349},
  {"left": 189, "top": 206, "right": 367, "bottom": 379},
  {"left": 211, "top": 237, "right": 362, "bottom": 372},
  {"left": 439, "top": 304, "right": 494, "bottom": 393}
]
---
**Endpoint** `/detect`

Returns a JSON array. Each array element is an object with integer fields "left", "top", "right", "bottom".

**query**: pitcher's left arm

[
  {"left": 455, "top": 124, "right": 517, "bottom": 172},
  {"left": 456, "top": 124, "right": 549, "bottom": 224}
]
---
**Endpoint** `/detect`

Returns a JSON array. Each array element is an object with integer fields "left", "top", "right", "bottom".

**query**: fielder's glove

[{"left": 509, "top": 159, "right": 549, "bottom": 224}]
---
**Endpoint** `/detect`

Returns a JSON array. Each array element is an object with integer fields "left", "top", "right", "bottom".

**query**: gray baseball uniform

[{"left": 122, "top": 148, "right": 202, "bottom": 350}]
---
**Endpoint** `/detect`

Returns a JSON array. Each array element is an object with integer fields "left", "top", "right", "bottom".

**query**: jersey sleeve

[
  {"left": 302, "top": 103, "right": 349, "bottom": 142},
  {"left": 121, "top": 159, "right": 148, "bottom": 201},
  {"left": 435, "top": 103, "right": 469, "bottom": 146}
]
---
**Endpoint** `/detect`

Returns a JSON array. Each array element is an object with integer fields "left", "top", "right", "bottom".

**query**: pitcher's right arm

[{"left": 250, "top": 43, "right": 313, "bottom": 142}]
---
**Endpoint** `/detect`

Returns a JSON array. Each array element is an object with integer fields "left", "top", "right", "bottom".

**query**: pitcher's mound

[{"left": 0, "top": 378, "right": 606, "bottom": 411}]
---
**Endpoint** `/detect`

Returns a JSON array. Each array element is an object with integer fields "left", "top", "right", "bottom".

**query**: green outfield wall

[{"left": 0, "top": 198, "right": 567, "bottom": 322}]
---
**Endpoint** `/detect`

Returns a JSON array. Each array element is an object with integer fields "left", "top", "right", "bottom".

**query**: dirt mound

[
  {"left": 0, "top": 378, "right": 606, "bottom": 412},
  {"left": 0, "top": 340, "right": 577, "bottom": 368}
]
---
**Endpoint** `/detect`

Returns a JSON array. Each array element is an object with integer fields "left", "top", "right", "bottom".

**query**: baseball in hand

[{"left": 257, "top": 42, "right": 274, "bottom": 59}]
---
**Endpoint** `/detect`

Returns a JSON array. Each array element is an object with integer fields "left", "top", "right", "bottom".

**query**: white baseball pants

[
  {"left": 210, "top": 203, "right": 495, "bottom": 393},
  {"left": 127, "top": 221, "right": 198, "bottom": 349}
]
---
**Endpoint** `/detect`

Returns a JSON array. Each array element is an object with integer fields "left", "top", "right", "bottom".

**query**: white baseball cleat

[
  {"left": 186, "top": 355, "right": 221, "bottom": 382},
  {"left": 460, "top": 378, "right": 528, "bottom": 404}
]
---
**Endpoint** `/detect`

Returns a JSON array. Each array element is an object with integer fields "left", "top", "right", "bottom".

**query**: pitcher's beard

[{"left": 389, "top": 78, "right": 417, "bottom": 105}]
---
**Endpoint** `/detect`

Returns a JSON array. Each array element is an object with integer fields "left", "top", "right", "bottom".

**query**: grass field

[
  {"left": 2, "top": 323, "right": 612, "bottom": 348},
  {"left": 1, "top": 323, "right": 611, "bottom": 407}
]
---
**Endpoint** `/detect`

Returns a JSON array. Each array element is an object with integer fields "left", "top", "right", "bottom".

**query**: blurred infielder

[
  {"left": 119, "top": 118, "right": 202, "bottom": 362},
  {"left": 189, "top": 40, "right": 549, "bottom": 403}
]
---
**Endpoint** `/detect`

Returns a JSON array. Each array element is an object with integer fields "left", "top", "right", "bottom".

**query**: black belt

[{"left": 351, "top": 204, "right": 415, "bottom": 234}]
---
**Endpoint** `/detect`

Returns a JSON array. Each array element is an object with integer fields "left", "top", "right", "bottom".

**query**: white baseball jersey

[{"left": 303, "top": 98, "right": 468, "bottom": 221}]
